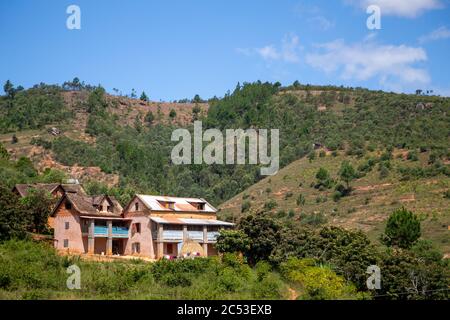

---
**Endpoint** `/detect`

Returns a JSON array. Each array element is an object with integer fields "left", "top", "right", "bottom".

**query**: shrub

[
  {"left": 264, "top": 199, "right": 277, "bottom": 211},
  {"left": 381, "top": 207, "right": 421, "bottom": 249}
]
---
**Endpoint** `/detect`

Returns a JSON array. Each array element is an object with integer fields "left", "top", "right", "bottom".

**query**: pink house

[{"left": 52, "top": 193, "right": 233, "bottom": 259}]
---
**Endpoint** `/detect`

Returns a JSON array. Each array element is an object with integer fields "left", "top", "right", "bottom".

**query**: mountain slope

[{"left": 218, "top": 148, "right": 450, "bottom": 254}]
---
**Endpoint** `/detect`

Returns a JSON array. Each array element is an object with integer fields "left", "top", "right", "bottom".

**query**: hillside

[
  {"left": 1, "top": 88, "right": 208, "bottom": 188},
  {"left": 218, "top": 148, "right": 450, "bottom": 254},
  {"left": 1, "top": 81, "right": 449, "bottom": 208}
]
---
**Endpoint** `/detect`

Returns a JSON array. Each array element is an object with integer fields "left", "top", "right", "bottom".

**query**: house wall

[
  {"left": 123, "top": 199, "right": 155, "bottom": 258},
  {"left": 53, "top": 199, "right": 85, "bottom": 254}
]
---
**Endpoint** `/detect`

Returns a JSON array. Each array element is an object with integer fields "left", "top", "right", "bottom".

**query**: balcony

[
  {"left": 93, "top": 225, "right": 129, "bottom": 238},
  {"left": 155, "top": 230, "right": 220, "bottom": 242},
  {"left": 207, "top": 231, "right": 220, "bottom": 242}
]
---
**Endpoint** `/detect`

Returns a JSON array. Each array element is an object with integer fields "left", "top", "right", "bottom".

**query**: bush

[
  {"left": 381, "top": 207, "right": 421, "bottom": 249},
  {"left": 241, "top": 200, "right": 251, "bottom": 213},
  {"left": 264, "top": 199, "right": 277, "bottom": 211}
]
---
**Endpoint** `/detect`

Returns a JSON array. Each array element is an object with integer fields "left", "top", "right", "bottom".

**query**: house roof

[
  {"left": 150, "top": 217, "right": 233, "bottom": 226},
  {"left": 13, "top": 183, "right": 61, "bottom": 197},
  {"left": 135, "top": 194, "right": 217, "bottom": 213},
  {"left": 13, "top": 183, "right": 86, "bottom": 197},
  {"left": 52, "top": 193, "right": 122, "bottom": 218}
]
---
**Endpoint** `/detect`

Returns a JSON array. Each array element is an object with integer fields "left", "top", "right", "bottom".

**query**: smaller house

[
  {"left": 13, "top": 183, "right": 86, "bottom": 229},
  {"left": 52, "top": 193, "right": 126, "bottom": 255}
]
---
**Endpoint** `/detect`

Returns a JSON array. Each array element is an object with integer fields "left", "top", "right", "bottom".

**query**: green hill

[{"left": 219, "top": 148, "right": 450, "bottom": 255}]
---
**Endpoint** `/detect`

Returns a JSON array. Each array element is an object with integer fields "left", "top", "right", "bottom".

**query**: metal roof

[
  {"left": 136, "top": 194, "right": 217, "bottom": 213},
  {"left": 150, "top": 217, "right": 233, "bottom": 226}
]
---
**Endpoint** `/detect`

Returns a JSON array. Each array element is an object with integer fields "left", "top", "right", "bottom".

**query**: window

[
  {"left": 63, "top": 239, "right": 69, "bottom": 248},
  {"left": 65, "top": 222, "right": 70, "bottom": 230},
  {"left": 132, "top": 223, "right": 141, "bottom": 235},
  {"left": 65, "top": 201, "right": 72, "bottom": 210},
  {"left": 132, "top": 242, "right": 140, "bottom": 254},
  {"left": 134, "top": 202, "right": 139, "bottom": 211},
  {"left": 189, "top": 202, "right": 205, "bottom": 211},
  {"left": 159, "top": 201, "right": 175, "bottom": 209}
]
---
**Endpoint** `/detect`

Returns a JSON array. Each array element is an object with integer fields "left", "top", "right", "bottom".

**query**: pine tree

[{"left": 382, "top": 207, "right": 421, "bottom": 249}]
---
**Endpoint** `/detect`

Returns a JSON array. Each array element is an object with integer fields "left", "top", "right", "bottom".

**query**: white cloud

[
  {"left": 346, "top": 0, "right": 443, "bottom": 17},
  {"left": 306, "top": 39, "right": 430, "bottom": 90},
  {"left": 419, "top": 26, "right": 450, "bottom": 43},
  {"left": 294, "top": 3, "right": 335, "bottom": 30},
  {"left": 237, "top": 34, "right": 302, "bottom": 63},
  {"left": 308, "top": 16, "right": 335, "bottom": 31}
]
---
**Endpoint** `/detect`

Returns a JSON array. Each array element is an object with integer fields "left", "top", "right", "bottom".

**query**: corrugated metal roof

[
  {"left": 150, "top": 217, "right": 233, "bottom": 226},
  {"left": 137, "top": 195, "right": 217, "bottom": 213}
]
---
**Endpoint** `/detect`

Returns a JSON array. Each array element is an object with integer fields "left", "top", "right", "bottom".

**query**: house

[
  {"left": 123, "top": 195, "right": 233, "bottom": 259},
  {"left": 52, "top": 193, "right": 126, "bottom": 255},
  {"left": 13, "top": 183, "right": 87, "bottom": 229},
  {"left": 13, "top": 183, "right": 87, "bottom": 222},
  {"left": 52, "top": 193, "right": 233, "bottom": 259}
]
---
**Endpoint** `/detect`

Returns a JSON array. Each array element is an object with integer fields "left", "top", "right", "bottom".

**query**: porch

[{"left": 80, "top": 216, "right": 131, "bottom": 256}]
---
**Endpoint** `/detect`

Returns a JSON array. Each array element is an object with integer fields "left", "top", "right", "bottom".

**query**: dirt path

[{"left": 288, "top": 287, "right": 298, "bottom": 300}]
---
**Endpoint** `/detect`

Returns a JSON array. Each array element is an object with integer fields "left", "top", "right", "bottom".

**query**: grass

[
  {"left": 0, "top": 240, "right": 289, "bottom": 300},
  {"left": 219, "top": 149, "right": 450, "bottom": 255}
]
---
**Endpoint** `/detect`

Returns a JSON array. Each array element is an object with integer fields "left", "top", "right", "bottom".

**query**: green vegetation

[
  {"left": 0, "top": 240, "right": 288, "bottom": 300},
  {"left": 381, "top": 207, "right": 421, "bottom": 249}
]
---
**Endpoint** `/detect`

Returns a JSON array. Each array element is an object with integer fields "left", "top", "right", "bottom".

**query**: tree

[
  {"left": 0, "top": 185, "right": 30, "bottom": 240},
  {"left": 140, "top": 91, "right": 149, "bottom": 102},
  {"left": 339, "top": 161, "right": 356, "bottom": 190},
  {"left": 20, "top": 188, "right": 55, "bottom": 234},
  {"left": 145, "top": 111, "right": 155, "bottom": 126},
  {"left": 378, "top": 248, "right": 449, "bottom": 300},
  {"left": 238, "top": 214, "right": 282, "bottom": 265},
  {"left": 315, "top": 167, "right": 332, "bottom": 189},
  {"left": 169, "top": 109, "right": 177, "bottom": 120},
  {"left": 192, "top": 94, "right": 202, "bottom": 103},
  {"left": 216, "top": 229, "right": 251, "bottom": 254},
  {"left": 3, "top": 80, "right": 15, "bottom": 99},
  {"left": 130, "top": 88, "right": 137, "bottom": 98},
  {"left": 382, "top": 207, "right": 421, "bottom": 249},
  {"left": 192, "top": 104, "right": 201, "bottom": 122}
]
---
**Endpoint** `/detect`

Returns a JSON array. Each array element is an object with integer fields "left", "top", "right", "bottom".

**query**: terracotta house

[
  {"left": 123, "top": 195, "right": 233, "bottom": 259},
  {"left": 52, "top": 193, "right": 233, "bottom": 259},
  {"left": 52, "top": 193, "right": 126, "bottom": 255}
]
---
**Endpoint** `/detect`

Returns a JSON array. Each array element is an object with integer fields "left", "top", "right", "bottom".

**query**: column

[
  {"left": 202, "top": 225, "right": 208, "bottom": 257},
  {"left": 88, "top": 219, "right": 95, "bottom": 254},
  {"left": 106, "top": 220, "right": 112, "bottom": 256},
  {"left": 148, "top": 222, "right": 155, "bottom": 259},
  {"left": 157, "top": 224, "right": 164, "bottom": 259},
  {"left": 183, "top": 225, "right": 188, "bottom": 241}
]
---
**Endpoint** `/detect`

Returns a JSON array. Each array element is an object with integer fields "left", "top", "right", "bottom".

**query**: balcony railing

[
  {"left": 155, "top": 230, "right": 220, "bottom": 242},
  {"left": 93, "top": 225, "right": 129, "bottom": 238},
  {"left": 207, "top": 231, "right": 220, "bottom": 242}
]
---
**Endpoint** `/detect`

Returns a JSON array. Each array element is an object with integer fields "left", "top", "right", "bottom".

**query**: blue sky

[{"left": 0, "top": 0, "right": 449, "bottom": 100}]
